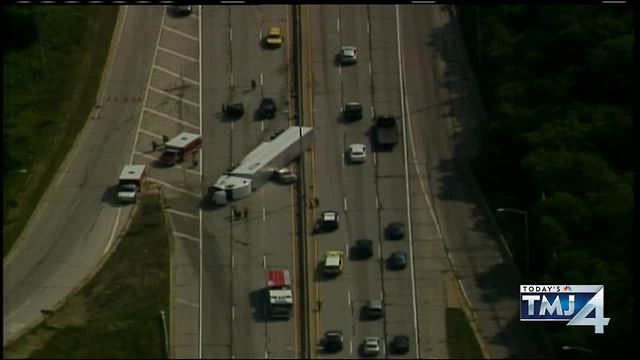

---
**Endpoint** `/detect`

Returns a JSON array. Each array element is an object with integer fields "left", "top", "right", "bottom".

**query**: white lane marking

[
  {"left": 373, "top": 151, "right": 377, "bottom": 165},
  {"left": 265, "top": 350, "right": 268, "bottom": 359},
  {"left": 259, "top": 28, "right": 262, "bottom": 40},
  {"left": 138, "top": 128, "right": 164, "bottom": 139},
  {"left": 177, "top": 298, "right": 199, "bottom": 307},
  {"left": 376, "top": 196, "right": 380, "bottom": 209},
  {"left": 338, "top": 64, "right": 342, "bottom": 76},
  {"left": 143, "top": 107, "right": 200, "bottom": 130},
  {"left": 229, "top": 27, "right": 232, "bottom": 42},
  {"left": 104, "top": 208, "right": 122, "bottom": 254},
  {"left": 153, "top": 65, "right": 199, "bottom": 85},
  {"left": 369, "top": 61, "right": 372, "bottom": 75},
  {"left": 343, "top": 197, "right": 348, "bottom": 211},
  {"left": 350, "top": 340, "right": 353, "bottom": 354},
  {"left": 162, "top": 25, "right": 199, "bottom": 41},
  {"left": 345, "top": 242, "right": 349, "bottom": 258},
  {"left": 260, "top": 73, "right": 264, "bottom": 86},
  {"left": 232, "top": 305, "right": 235, "bottom": 320},
  {"left": 337, "top": 18, "right": 340, "bottom": 32},
  {"left": 158, "top": 46, "right": 199, "bottom": 62},
  {"left": 347, "top": 291, "right": 351, "bottom": 306},
  {"left": 458, "top": 279, "right": 471, "bottom": 307},
  {"left": 198, "top": 8, "right": 203, "bottom": 355},
  {"left": 166, "top": 208, "right": 199, "bottom": 220},
  {"left": 147, "top": 177, "right": 201, "bottom": 197},
  {"left": 173, "top": 232, "right": 200, "bottom": 242},
  {"left": 370, "top": 105, "right": 375, "bottom": 118},
  {"left": 262, "top": 208, "right": 266, "bottom": 221},
  {"left": 395, "top": 5, "right": 421, "bottom": 357},
  {"left": 263, "top": 255, "right": 267, "bottom": 269},
  {"left": 148, "top": 86, "right": 200, "bottom": 107}
]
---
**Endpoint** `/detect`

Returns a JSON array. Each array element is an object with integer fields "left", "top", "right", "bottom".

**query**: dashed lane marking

[{"left": 173, "top": 231, "right": 200, "bottom": 242}]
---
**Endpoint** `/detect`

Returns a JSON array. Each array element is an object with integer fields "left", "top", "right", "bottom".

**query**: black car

[
  {"left": 343, "top": 102, "right": 362, "bottom": 121},
  {"left": 224, "top": 102, "right": 244, "bottom": 118},
  {"left": 258, "top": 97, "right": 277, "bottom": 119},
  {"left": 390, "top": 335, "right": 410, "bottom": 354},
  {"left": 388, "top": 251, "right": 408, "bottom": 270},
  {"left": 386, "top": 221, "right": 405, "bottom": 240},
  {"left": 354, "top": 239, "right": 373, "bottom": 259},
  {"left": 323, "top": 330, "right": 344, "bottom": 352}
]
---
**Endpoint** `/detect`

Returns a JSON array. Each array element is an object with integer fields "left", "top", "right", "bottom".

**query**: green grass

[
  {"left": 3, "top": 6, "right": 118, "bottom": 257},
  {"left": 447, "top": 307, "right": 485, "bottom": 359},
  {"left": 3, "top": 192, "right": 171, "bottom": 359}
]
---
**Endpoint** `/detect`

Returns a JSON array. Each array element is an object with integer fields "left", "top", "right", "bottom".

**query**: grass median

[
  {"left": 3, "top": 6, "right": 118, "bottom": 257},
  {"left": 3, "top": 190, "right": 171, "bottom": 359},
  {"left": 447, "top": 307, "right": 485, "bottom": 359}
]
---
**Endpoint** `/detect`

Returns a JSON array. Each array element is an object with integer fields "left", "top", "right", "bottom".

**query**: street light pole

[{"left": 496, "top": 208, "right": 529, "bottom": 277}]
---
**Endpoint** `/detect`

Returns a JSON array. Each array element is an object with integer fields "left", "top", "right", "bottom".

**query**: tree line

[{"left": 456, "top": 5, "right": 632, "bottom": 358}]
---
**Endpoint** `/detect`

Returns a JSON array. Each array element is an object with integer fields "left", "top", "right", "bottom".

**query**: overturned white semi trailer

[{"left": 209, "top": 126, "right": 315, "bottom": 205}]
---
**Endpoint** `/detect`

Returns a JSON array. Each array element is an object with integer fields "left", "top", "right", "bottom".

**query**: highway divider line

[
  {"left": 104, "top": 208, "right": 123, "bottom": 254},
  {"left": 173, "top": 232, "right": 200, "bottom": 243},
  {"left": 395, "top": 6, "right": 421, "bottom": 358},
  {"left": 198, "top": 6, "right": 204, "bottom": 357}
]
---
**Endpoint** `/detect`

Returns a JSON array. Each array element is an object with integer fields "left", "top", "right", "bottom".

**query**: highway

[
  {"left": 3, "top": 5, "right": 552, "bottom": 359},
  {"left": 200, "top": 5, "right": 298, "bottom": 359},
  {"left": 3, "top": 6, "right": 162, "bottom": 345}
]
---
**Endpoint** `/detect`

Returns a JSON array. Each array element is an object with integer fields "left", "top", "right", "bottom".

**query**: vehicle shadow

[
  {"left": 249, "top": 288, "right": 269, "bottom": 323},
  {"left": 101, "top": 185, "right": 129, "bottom": 208},
  {"left": 314, "top": 261, "right": 340, "bottom": 282}
]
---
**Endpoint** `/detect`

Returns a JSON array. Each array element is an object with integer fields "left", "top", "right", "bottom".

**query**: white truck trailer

[
  {"left": 266, "top": 269, "right": 293, "bottom": 319},
  {"left": 209, "top": 126, "right": 314, "bottom": 205},
  {"left": 117, "top": 165, "right": 148, "bottom": 203}
]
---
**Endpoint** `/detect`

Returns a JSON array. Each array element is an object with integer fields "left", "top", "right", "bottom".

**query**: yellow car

[
  {"left": 323, "top": 251, "right": 344, "bottom": 275},
  {"left": 265, "top": 27, "right": 283, "bottom": 47}
]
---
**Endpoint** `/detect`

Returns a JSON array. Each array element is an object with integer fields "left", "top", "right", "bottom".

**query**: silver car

[
  {"left": 362, "top": 337, "right": 380, "bottom": 356},
  {"left": 348, "top": 144, "right": 366, "bottom": 163},
  {"left": 340, "top": 46, "right": 357, "bottom": 64}
]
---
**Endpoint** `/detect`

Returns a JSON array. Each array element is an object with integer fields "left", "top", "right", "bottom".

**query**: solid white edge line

[
  {"left": 347, "top": 291, "right": 351, "bottom": 306},
  {"left": 395, "top": 6, "right": 421, "bottom": 358},
  {"left": 263, "top": 207, "right": 266, "bottom": 221},
  {"left": 344, "top": 197, "right": 348, "bottom": 211},
  {"left": 198, "top": 5, "right": 203, "bottom": 358},
  {"left": 263, "top": 255, "right": 267, "bottom": 268},
  {"left": 260, "top": 73, "right": 264, "bottom": 86},
  {"left": 337, "top": 17, "right": 340, "bottom": 32},
  {"left": 259, "top": 28, "right": 262, "bottom": 41}
]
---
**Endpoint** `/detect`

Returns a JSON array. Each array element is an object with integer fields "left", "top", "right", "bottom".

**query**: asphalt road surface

[
  {"left": 3, "top": 6, "right": 161, "bottom": 345},
  {"left": 200, "top": 5, "right": 299, "bottom": 359}
]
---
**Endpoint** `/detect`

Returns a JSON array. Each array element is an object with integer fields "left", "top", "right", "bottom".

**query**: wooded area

[{"left": 457, "top": 5, "right": 632, "bottom": 358}]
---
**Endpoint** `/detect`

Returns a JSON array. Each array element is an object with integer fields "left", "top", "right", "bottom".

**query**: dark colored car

[
  {"left": 390, "top": 335, "right": 410, "bottom": 354},
  {"left": 324, "top": 330, "right": 344, "bottom": 352},
  {"left": 354, "top": 239, "right": 373, "bottom": 259},
  {"left": 364, "top": 299, "right": 383, "bottom": 319},
  {"left": 343, "top": 102, "right": 363, "bottom": 121},
  {"left": 388, "top": 251, "right": 408, "bottom": 270},
  {"left": 258, "top": 97, "right": 277, "bottom": 119},
  {"left": 168, "top": 5, "right": 192, "bottom": 16},
  {"left": 225, "top": 102, "right": 244, "bottom": 118},
  {"left": 386, "top": 221, "right": 405, "bottom": 240},
  {"left": 318, "top": 211, "right": 339, "bottom": 231}
]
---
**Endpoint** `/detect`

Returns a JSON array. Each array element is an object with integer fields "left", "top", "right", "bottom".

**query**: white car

[
  {"left": 348, "top": 144, "right": 366, "bottom": 163},
  {"left": 340, "top": 46, "right": 357, "bottom": 64},
  {"left": 362, "top": 337, "right": 380, "bottom": 357}
]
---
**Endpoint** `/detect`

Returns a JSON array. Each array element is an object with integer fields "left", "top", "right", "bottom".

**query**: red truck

[{"left": 159, "top": 132, "right": 202, "bottom": 166}]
